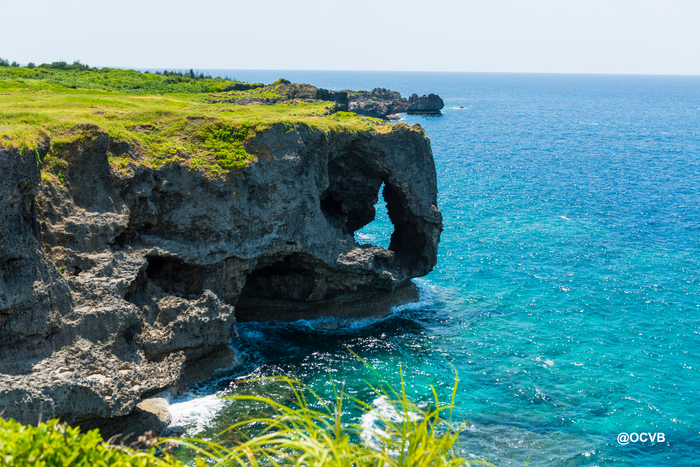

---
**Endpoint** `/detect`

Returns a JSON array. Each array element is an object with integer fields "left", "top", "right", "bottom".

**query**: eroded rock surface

[{"left": 0, "top": 122, "right": 442, "bottom": 429}]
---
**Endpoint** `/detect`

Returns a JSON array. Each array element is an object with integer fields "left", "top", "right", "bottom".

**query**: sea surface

[{"left": 166, "top": 71, "right": 700, "bottom": 466}]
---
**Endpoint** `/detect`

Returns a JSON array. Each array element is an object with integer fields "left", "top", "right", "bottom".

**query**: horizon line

[
  {"left": 120, "top": 68, "right": 700, "bottom": 78},
  {"left": 9, "top": 61, "right": 699, "bottom": 77}
]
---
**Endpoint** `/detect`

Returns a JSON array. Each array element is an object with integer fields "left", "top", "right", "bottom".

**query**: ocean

[{"left": 165, "top": 71, "right": 700, "bottom": 466}]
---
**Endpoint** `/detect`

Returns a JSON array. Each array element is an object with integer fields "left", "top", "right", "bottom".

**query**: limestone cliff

[{"left": 0, "top": 122, "right": 442, "bottom": 430}]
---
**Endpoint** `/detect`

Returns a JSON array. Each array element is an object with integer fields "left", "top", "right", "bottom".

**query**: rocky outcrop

[
  {"left": 212, "top": 80, "right": 349, "bottom": 107},
  {"left": 344, "top": 89, "right": 445, "bottom": 118},
  {"left": 210, "top": 81, "right": 444, "bottom": 119},
  {"left": 345, "top": 89, "right": 409, "bottom": 119},
  {"left": 0, "top": 122, "right": 442, "bottom": 431},
  {"left": 407, "top": 93, "right": 444, "bottom": 115}
]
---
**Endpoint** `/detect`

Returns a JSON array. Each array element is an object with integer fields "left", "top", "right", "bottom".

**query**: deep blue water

[{"left": 168, "top": 72, "right": 700, "bottom": 466}]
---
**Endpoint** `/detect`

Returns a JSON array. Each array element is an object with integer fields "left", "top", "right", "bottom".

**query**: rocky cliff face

[{"left": 0, "top": 122, "right": 442, "bottom": 430}]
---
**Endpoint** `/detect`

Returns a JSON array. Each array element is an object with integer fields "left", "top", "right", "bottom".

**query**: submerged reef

[{"left": 0, "top": 67, "right": 442, "bottom": 436}]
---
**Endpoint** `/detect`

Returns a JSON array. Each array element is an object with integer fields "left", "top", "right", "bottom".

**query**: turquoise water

[{"left": 169, "top": 72, "right": 700, "bottom": 466}]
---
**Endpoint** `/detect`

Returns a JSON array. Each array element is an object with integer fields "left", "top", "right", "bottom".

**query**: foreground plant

[
  {"left": 0, "top": 418, "right": 176, "bottom": 466},
  {"left": 162, "top": 357, "right": 491, "bottom": 467}
]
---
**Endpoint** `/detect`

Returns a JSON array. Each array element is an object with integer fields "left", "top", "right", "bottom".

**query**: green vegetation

[
  {"left": 1, "top": 372, "right": 490, "bottom": 467},
  {"left": 0, "top": 62, "right": 392, "bottom": 179},
  {"left": 0, "top": 418, "right": 170, "bottom": 466},
  {"left": 0, "top": 60, "right": 252, "bottom": 94}
]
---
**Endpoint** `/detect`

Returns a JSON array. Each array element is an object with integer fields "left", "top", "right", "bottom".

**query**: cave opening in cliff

[
  {"left": 354, "top": 183, "right": 392, "bottom": 249},
  {"left": 236, "top": 253, "right": 328, "bottom": 322},
  {"left": 320, "top": 153, "right": 429, "bottom": 272},
  {"left": 320, "top": 173, "right": 428, "bottom": 269}
]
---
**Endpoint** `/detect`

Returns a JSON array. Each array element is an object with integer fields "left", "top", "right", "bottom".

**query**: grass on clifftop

[{"left": 0, "top": 64, "right": 392, "bottom": 179}]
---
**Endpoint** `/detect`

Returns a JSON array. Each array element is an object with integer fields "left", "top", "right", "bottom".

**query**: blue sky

[{"left": 2, "top": 0, "right": 699, "bottom": 75}]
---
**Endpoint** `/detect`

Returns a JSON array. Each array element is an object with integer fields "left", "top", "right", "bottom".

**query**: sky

[{"left": 2, "top": 0, "right": 699, "bottom": 75}]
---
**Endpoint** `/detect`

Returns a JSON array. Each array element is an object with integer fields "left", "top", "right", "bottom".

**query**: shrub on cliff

[
  {"left": 0, "top": 418, "right": 175, "bottom": 466},
  {"left": 36, "top": 60, "right": 91, "bottom": 71}
]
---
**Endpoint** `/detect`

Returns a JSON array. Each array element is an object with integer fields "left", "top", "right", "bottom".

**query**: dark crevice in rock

[
  {"left": 319, "top": 193, "right": 346, "bottom": 230},
  {"left": 236, "top": 253, "right": 339, "bottom": 321},
  {"left": 23, "top": 198, "right": 41, "bottom": 242},
  {"left": 110, "top": 231, "right": 131, "bottom": 249},
  {"left": 239, "top": 254, "right": 317, "bottom": 302},
  {"left": 121, "top": 324, "right": 139, "bottom": 352},
  {"left": 110, "top": 226, "right": 152, "bottom": 249},
  {"left": 144, "top": 256, "right": 205, "bottom": 298},
  {"left": 124, "top": 268, "right": 148, "bottom": 306}
]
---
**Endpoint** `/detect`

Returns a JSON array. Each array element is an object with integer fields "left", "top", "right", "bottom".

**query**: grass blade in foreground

[{"left": 160, "top": 371, "right": 493, "bottom": 466}]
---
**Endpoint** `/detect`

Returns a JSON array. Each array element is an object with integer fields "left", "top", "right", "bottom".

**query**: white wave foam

[
  {"left": 292, "top": 315, "right": 381, "bottom": 330},
  {"left": 168, "top": 393, "right": 226, "bottom": 436},
  {"left": 284, "top": 281, "right": 440, "bottom": 331},
  {"left": 391, "top": 281, "right": 439, "bottom": 313},
  {"left": 360, "top": 396, "right": 420, "bottom": 451}
]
